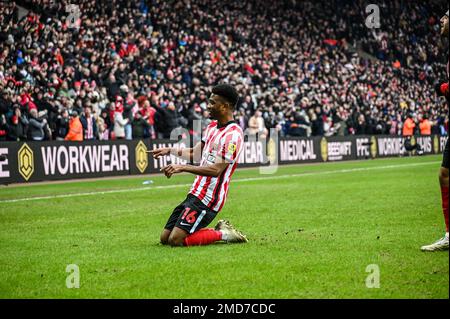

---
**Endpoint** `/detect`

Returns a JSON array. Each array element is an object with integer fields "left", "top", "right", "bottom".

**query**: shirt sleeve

[{"left": 218, "top": 130, "right": 243, "bottom": 164}]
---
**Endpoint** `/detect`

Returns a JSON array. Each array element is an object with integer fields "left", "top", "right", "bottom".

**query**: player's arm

[
  {"left": 161, "top": 153, "right": 231, "bottom": 179},
  {"left": 161, "top": 130, "right": 242, "bottom": 179},
  {"left": 148, "top": 141, "right": 203, "bottom": 162},
  {"left": 161, "top": 162, "right": 229, "bottom": 179}
]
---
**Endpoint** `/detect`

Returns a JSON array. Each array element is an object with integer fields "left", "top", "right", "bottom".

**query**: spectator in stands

[
  {"left": 310, "top": 107, "right": 324, "bottom": 136},
  {"left": 80, "top": 106, "right": 98, "bottom": 140},
  {"left": 27, "top": 108, "right": 47, "bottom": 141},
  {"left": 121, "top": 87, "right": 135, "bottom": 141},
  {"left": 114, "top": 105, "right": 129, "bottom": 140},
  {"left": 248, "top": 109, "right": 268, "bottom": 138},
  {"left": 98, "top": 108, "right": 111, "bottom": 140},
  {"left": 145, "top": 102, "right": 157, "bottom": 140},
  {"left": 97, "top": 116, "right": 109, "bottom": 141},
  {"left": 402, "top": 112, "right": 417, "bottom": 136},
  {"left": 419, "top": 114, "right": 432, "bottom": 136},
  {"left": 155, "top": 102, "right": 182, "bottom": 139},
  {"left": 286, "top": 111, "right": 310, "bottom": 137},
  {"left": 132, "top": 112, "right": 151, "bottom": 139},
  {"left": 0, "top": 114, "right": 7, "bottom": 141},
  {"left": 7, "top": 105, "right": 28, "bottom": 141},
  {"left": 237, "top": 108, "right": 249, "bottom": 131},
  {"left": 55, "top": 108, "right": 69, "bottom": 141},
  {"left": 65, "top": 111, "right": 83, "bottom": 141}
]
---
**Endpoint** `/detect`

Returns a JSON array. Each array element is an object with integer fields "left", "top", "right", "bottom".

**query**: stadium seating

[{"left": 0, "top": 0, "right": 448, "bottom": 142}]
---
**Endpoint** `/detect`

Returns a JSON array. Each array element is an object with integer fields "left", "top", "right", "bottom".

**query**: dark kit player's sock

[
  {"left": 184, "top": 228, "right": 222, "bottom": 246},
  {"left": 441, "top": 186, "right": 449, "bottom": 233}
]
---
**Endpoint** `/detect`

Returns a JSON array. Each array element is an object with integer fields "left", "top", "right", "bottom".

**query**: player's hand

[
  {"left": 160, "top": 164, "right": 184, "bottom": 179},
  {"left": 147, "top": 147, "right": 171, "bottom": 159}
]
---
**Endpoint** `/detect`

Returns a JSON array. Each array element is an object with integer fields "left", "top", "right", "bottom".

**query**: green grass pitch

[{"left": 0, "top": 155, "right": 448, "bottom": 298}]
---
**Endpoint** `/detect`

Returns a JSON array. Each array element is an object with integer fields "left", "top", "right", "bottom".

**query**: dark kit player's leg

[
  {"left": 421, "top": 10, "right": 449, "bottom": 252},
  {"left": 421, "top": 140, "right": 449, "bottom": 251},
  {"left": 439, "top": 140, "right": 449, "bottom": 233},
  {"left": 439, "top": 167, "right": 449, "bottom": 231}
]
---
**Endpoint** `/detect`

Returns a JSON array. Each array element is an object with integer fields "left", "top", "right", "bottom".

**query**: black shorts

[
  {"left": 164, "top": 194, "right": 218, "bottom": 234},
  {"left": 443, "top": 139, "right": 449, "bottom": 169}
]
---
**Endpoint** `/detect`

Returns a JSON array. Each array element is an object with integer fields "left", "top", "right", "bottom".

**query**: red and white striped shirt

[{"left": 190, "top": 121, "right": 244, "bottom": 212}]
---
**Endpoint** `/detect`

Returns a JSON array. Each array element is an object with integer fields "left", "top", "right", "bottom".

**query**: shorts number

[{"left": 181, "top": 208, "right": 197, "bottom": 224}]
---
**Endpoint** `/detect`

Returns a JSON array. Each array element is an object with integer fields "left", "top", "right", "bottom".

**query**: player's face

[
  {"left": 207, "top": 94, "right": 227, "bottom": 119},
  {"left": 441, "top": 15, "right": 449, "bottom": 36}
]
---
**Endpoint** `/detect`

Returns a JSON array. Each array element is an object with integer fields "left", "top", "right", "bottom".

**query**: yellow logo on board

[
  {"left": 433, "top": 135, "right": 439, "bottom": 154},
  {"left": 267, "top": 138, "right": 277, "bottom": 164},
  {"left": 370, "top": 136, "right": 377, "bottom": 158},
  {"left": 135, "top": 141, "right": 148, "bottom": 174},
  {"left": 18, "top": 143, "right": 34, "bottom": 181},
  {"left": 320, "top": 138, "right": 328, "bottom": 162},
  {"left": 410, "top": 136, "right": 416, "bottom": 155}
]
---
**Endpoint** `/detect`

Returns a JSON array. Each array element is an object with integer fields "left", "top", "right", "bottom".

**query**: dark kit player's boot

[
  {"left": 421, "top": 233, "right": 449, "bottom": 252},
  {"left": 215, "top": 220, "right": 248, "bottom": 243}
]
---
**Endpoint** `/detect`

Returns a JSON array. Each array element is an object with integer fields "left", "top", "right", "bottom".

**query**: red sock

[
  {"left": 441, "top": 186, "right": 449, "bottom": 232},
  {"left": 184, "top": 228, "right": 222, "bottom": 246}
]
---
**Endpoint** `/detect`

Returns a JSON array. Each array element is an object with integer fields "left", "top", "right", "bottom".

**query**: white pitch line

[{"left": 0, "top": 161, "right": 440, "bottom": 204}]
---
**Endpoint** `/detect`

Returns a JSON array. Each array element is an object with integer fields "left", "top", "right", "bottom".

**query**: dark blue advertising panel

[{"left": 0, "top": 135, "right": 446, "bottom": 185}]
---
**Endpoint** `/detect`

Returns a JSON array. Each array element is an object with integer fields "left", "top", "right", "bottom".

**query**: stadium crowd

[{"left": 0, "top": 0, "right": 448, "bottom": 142}]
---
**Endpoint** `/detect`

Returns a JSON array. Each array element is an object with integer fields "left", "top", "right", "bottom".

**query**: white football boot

[
  {"left": 421, "top": 233, "right": 449, "bottom": 252},
  {"left": 215, "top": 220, "right": 248, "bottom": 243}
]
